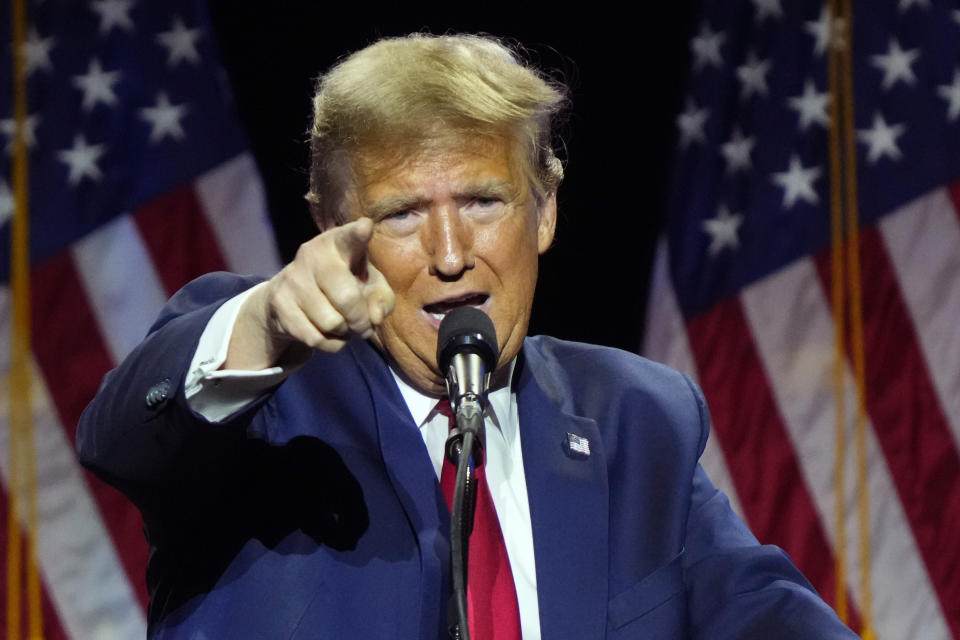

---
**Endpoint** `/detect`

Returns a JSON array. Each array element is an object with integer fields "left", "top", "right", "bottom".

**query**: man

[{"left": 78, "top": 34, "right": 858, "bottom": 639}]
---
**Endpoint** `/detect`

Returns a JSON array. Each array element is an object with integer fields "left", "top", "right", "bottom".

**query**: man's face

[{"left": 353, "top": 135, "right": 556, "bottom": 395}]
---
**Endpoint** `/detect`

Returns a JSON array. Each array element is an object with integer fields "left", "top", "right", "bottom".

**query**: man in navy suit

[{"left": 78, "top": 34, "right": 859, "bottom": 638}]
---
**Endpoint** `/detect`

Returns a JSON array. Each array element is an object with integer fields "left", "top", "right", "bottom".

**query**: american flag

[
  {"left": 644, "top": 1, "right": 960, "bottom": 638},
  {"left": 0, "top": 0, "right": 280, "bottom": 637}
]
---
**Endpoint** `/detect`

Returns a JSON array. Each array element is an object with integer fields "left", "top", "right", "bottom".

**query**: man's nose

[{"left": 425, "top": 206, "right": 474, "bottom": 277}]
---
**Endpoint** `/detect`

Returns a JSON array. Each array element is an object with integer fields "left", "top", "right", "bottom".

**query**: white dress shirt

[{"left": 184, "top": 287, "right": 542, "bottom": 638}]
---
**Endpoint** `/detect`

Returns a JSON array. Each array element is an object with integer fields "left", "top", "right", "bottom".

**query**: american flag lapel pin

[{"left": 565, "top": 432, "right": 591, "bottom": 458}]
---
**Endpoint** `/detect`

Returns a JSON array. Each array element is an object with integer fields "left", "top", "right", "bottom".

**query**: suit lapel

[
  {"left": 517, "top": 345, "right": 610, "bottom": 638},
  {"left": 348, "top": 341, "right": 450, "bottom": 639}
]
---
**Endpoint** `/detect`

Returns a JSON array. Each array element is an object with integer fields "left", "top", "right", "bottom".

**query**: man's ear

[{"left": 537, "top": 191, "right": 558, "bottom": 254}]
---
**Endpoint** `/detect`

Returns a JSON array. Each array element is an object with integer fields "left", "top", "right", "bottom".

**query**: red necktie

[{"left": 435, "top": 399, "right": 522, "bottom": 639}]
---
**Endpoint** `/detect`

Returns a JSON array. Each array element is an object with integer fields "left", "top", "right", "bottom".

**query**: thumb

[{"left": 364, "top": 263, "right": 395, "bottom": 325}]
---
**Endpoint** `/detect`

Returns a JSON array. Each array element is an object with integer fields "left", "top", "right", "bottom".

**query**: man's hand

[{"left": 225, "top": 218, "right": 395, "bottom": 370}]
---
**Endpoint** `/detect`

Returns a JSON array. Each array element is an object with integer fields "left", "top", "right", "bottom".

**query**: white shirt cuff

[{"left": 184, "top": 282, "right": 299, "bottom": 422}]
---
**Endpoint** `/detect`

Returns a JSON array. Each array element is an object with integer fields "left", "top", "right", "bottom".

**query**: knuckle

[{"left": 315, "top": 309, "right": 348, "bottom": 336}]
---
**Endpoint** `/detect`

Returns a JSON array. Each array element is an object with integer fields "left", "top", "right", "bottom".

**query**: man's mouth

[{"left": 422, "top": 293, "right": 490, "bottom": 322}]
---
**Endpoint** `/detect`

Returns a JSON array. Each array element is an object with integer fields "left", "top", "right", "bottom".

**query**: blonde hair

[{"left": 306, "top": 33, "right": 567, "bottom": 229}]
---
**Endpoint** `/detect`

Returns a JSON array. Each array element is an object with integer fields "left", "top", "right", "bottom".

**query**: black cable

[{"left": 448, "top": 426, "right": 480, "bottom": 640}]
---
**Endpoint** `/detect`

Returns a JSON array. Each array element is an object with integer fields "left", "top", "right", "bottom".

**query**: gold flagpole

[{"left": 9, "top": 0, "right": 44, "bottom": 637}]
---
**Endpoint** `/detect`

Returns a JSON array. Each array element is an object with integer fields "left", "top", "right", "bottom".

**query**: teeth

[{"left": 424, "top": 294, "right": 489, "bottom": 320}]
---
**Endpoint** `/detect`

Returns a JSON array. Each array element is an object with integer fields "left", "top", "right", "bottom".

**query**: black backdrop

[{"left": 205, "top": 4, "right": 699, "bottom": 353}]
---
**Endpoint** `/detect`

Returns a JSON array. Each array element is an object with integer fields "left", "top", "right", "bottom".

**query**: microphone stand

[{"left": 446, "top": 396, "right": 483, "bottom": 640}]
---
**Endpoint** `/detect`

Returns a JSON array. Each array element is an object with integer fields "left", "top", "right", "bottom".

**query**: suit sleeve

[
  {"left": 678, "top": 375, "right": 861, "bottom": 639},
  {"left": 76, "top": 272, "right": 266, "bottom": 499}
]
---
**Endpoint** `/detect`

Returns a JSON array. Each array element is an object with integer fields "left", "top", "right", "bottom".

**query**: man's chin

[{"left": 368, "top": 333, "right": 447, "bottom": 397}]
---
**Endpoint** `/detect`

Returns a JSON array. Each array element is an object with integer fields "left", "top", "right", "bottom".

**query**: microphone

[
  {"left": 436, "top": 306, "right": 498, "bottom": 463},
  {"left": 436, "top": 306, "right": 498, "bottom": 640}
]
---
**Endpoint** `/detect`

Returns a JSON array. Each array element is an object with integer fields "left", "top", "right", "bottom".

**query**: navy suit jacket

[{"left": 77, "top": 273, "right": 857, "bottom": 639}]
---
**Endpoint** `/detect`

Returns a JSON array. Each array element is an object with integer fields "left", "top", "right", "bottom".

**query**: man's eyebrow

[
  {"left": 364, "top": 195, "right": 427, "bottom": 220},
  {"left": 460, "top": 178, "right": 518, "bottom": 200}
]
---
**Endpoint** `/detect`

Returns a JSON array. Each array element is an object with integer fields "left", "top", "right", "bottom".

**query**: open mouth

[{"left": 422, "top": 293, "right": 489, "bottom": 322}]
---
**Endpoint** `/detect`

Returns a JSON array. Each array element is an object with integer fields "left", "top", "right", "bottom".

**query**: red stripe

[
  {"left": 948, "top": 178, "right": 960, "bottom": 226},
  {"left": 31, "top": 252, "right": 149, "bottom": 609},
  {"left": 133, "top": 185, "right": 229, "bottom": 295},
  {"left": 0, "top": 486, "right": 69, "bottom": 639},
  {"left": 815, "top": 226, "right": 960, "bottom": 639},
  {"left": 686, "top": 297, "right": 860, "bottom": 628}
]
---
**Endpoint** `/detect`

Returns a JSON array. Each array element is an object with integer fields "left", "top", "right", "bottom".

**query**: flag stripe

[
  {"left": 642, "top": 240, "right": 745, "bottom": 519},
  {"left": 195, "top": 154, "right": 281, "bottom": 276},
  {"left": 70, "top": 215, "right": 169, "bottom": 365},
  {"left": 740, "top": 257, "right": 950, "bottom": 640},
  {"left": 686, "top": 298, "right": 854, "bottom": 621},
  {"left": 951, "top": 183, "right": 960, "bottom": 228},
  {"left": 815, "top": 227, "right": 960, "bottom": 638},
  {"left": 880, "top": 186, "right": 960, "bottom": 452},
  {"left": 134, "top": 184, "right": 229, "bottom": 296},
  {"left": 0, "top": 287, "right": 147, "bottom": 638},
  {"left": 30, "top": 254, "right": 149, "bottom": 610},
  {"left": 0, "top": 492, "right": 68, "bottom": 640}
]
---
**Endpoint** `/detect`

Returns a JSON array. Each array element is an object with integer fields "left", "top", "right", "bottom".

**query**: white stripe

[
  {"left": 195, "top": 153, "right": 282, "bottom": 276},
  {"left": 879, "top": 188, "right": 960, "bottom": 450},
  {"left": 0, "top": 288, "right": 148, "bottom": 639},
  {"left": 71, "top": 214, "right": 168, "bottom": 364},
  {"left": 642, "top": 237, "right": 746, "bottom": 520},
  {"left": 740, "top": 257, "right": 950, "bottom": 640},
  {"left": 642, "top": 237, "right": 697, "bottom": 376}
]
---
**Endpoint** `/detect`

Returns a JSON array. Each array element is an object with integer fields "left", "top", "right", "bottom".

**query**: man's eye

[
  {"left": 377, "top": 209, "right": 421, "bottom": 236},
  {"left": 463, "top": 197, "right": 505, "bottom": 221}
]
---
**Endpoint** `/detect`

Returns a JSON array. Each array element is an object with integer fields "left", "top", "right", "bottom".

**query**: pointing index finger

[{"left": 333, "top": 218, "right": 374, "bottom": 280}]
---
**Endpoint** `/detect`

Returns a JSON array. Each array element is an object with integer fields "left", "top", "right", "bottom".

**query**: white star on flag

[
  {"left": 751, "top": 0, "right": 783, "bottom": 23},
  {"left": 0, "top": 114, "right": 40, "bottom": 153},
  {"left": 139, "top": 92, "right": 189, "bottom": 143},
  {"left": 805, "top": 7, "right": 849, "bottom": 56},
  {"left": 736, "top": 51, "right": 771, "bottom": 99},
  {"left": 72, "top": 59, "right": 121, "bottom": 112},
  {"left": 898, "top": 0, "right": 931, "bottom": 11},
  {"left": 155, "top": 16, "right": 202, "bottom": 67},
  {"left": 56, "top": 134, "right": 107, "bottom": 185},
  {"left": 690, "top": 23, "right": 725, "bottom": 71},
  {"left": 788, "top": 79, "right": 830, "bottom": 131},
  {"left": 22, "top": 28, "right": 55, "bottom": 76},
  {"left": 702, "top": 205, "right": 744, "bottom": 256},
  {"left": 805, "top": 7, "right": 833, "bottom": 56},
  {"left": 871, "top": 38, "right": 920, "bottom": 90},
  {"left": 857, "top": 112, "right": 907, "bottom": 163},
  {"left": 90, "top": 0, "right": 136, "bottom": 35},
  {"left": 676, "top": 100, "right": 709, "bottom": 148},
  {"left": 771, "top": 154, "right": 822, "bottom": 208},
  {"left": 720, "top": 128, "right": 755, "bottom": 174},
  {"left": 0, "top": 180, "right": 13, "bottom": 226},
  {"left": 937, "top": 69, "right": 960, "bottom": 122}
]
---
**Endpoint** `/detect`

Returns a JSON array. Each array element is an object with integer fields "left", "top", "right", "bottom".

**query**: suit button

[{"left": 145, "top": 378, "right": 171, "bottom": 409}]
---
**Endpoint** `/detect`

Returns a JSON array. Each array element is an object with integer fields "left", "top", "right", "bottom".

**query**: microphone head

[{"left": 437, "top": 306, "right": 499, "bottom": 375}]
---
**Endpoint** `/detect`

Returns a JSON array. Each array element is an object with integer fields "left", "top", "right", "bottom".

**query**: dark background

[{"left": 205, "top": 4, "right": 700, "bottom": 352}]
